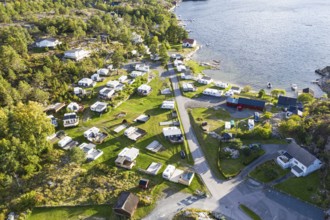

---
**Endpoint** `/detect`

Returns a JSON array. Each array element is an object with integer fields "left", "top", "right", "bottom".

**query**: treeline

[{"left": 0, "top": 0, "right": 187, "bottom": 107}]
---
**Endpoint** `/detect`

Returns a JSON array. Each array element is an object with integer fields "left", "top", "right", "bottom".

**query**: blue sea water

[{"left": 175, "top": 0, "right": 330, "bottom": 97}]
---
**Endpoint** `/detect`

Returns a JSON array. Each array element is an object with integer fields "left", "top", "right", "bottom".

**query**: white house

[
  {"left": 137, "top": 84, "right": 152, "bottom": 96},
  {"left": 90, "top": 101, "right": 107, "bottom": 113},
  {"left": 130, "top": 71, "right": 145, "bottom": 78},
  {"left": 78, "top": 78, "right": 95, "bottom": 87},
  {"left": 64, "top": 49, "right": 90, "bottom": 61},
  {"left": 73, "top": 87, "right": 86, "bottom": 96},
  {"left": 215, "top": 81, "right": 229, "bottom": 89},
  {"left": 182, "top": 39, "right": 197, "bottom": 48},
  {"left": 99, "top": 87, "right": 115, "bottom": 100},
  {"left": 118, "top": 75, "right": 127, "bottom": 83},
  {"left": 202, "top": 88, "right": 223, "bottom": 97},
  {"left": 162, "top": 165, "right": 176, "bottom": 180},
  {"left": 106, "top": 80, "right": 120, "bottom": 88},
  {"left": 198, "top": 76, "right": 213, "bottom": 85},
  {"left": 181, "top": 72, "right": 194, "bottom": 80},
  {"left": 123, "top": 127, "right": 145, "bottom": 141},
  {"left": 97, "top": 68, "right": 109, "bottom": 76},
  {"left": 276, "top": 142, "right": 322, "bottom": 177},
  {"left": 135, "top": 64, "right": 150, "bottom": 72},
  {"left": 182, "top": 83, "right": 196, "bottom": 92},
  {"left": 177, "top": 65, "right": 186, "bottom": 72},
  {"left": 115, "top": 147, "right": 139, "bottom": 169},
  {"left": 231, "top": 86, "right": 241, "bottom": 94},
  {"left": 36, "top": 38, "right": 62, "bottom": 48},
  {"left": 78, "top": 143, "right": 103, "bottom": 161},
  {"left": 131, "top": 32, "right": 143, "bottom": 44},
  {"left": 63, "top": 113, "right": 79, "bottom": 127},
  {"left": 67, "top": 102, "right": 80, "bottom": 112},
  {"left": 161, "top": 100, "right": 175, "bottom": 109},
  {"left": 84, "top": 127, "right": 100, "bottom": 139},
  {"left": 91, "top": 73, "right": 103, "bottom": 82}
]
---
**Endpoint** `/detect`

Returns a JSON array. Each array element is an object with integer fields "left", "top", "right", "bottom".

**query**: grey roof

[
  {"left": 286, "top": 143, "right": 319, "bottom": 167},
  {"left": 292, "top": 165, "right": 303, "bottom": 174}
]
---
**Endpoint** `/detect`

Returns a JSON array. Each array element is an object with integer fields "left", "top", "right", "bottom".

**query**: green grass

[
  {"left": 185, "top": 60, "right": 209, "bottom": 74},
  {"left": 29, "top": 205, "right": 112, "bottom": 220},
  {"left": 249, "top": 160, "right": 290, "bottom": 183},
  {"left": 239, "top": 204, "right": 262, "bottom": 220},
  {"left": 275, "top": 171, "right": 324, "bottom": 207}
]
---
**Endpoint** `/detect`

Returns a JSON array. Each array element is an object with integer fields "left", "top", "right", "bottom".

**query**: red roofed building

[{"left": 182, "top": 38, "right": 197, "bottom": 48}]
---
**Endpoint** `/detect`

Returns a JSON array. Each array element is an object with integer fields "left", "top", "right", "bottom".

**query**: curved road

[{"left": 144, "top": 64, "right": 324, "bottom": 220}]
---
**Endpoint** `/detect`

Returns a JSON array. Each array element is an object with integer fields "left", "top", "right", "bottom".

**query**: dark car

[{"left": 180, "top": 150, "right": 186, "bottom": 159}]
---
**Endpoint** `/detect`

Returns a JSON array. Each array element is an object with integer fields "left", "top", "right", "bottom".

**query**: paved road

[{"left": 144, "top": 64, "right": 324, "bottom": 220}]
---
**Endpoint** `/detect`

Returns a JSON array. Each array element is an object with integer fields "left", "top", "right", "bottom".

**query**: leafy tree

[
  {"left": 271, "top": 89, "right": 286, "bottom": 98},
  {"left": 258, "top": 89, "right": 265, "bottom": 98},
  {"left": 297, "top": 93, "right": 313, "bottom": 103},
  {"left": 69, "top": 147, "right": 86, "bottom": 164},
  {"left": 242, "top": 85, "right": 252, "bottom": 93}
]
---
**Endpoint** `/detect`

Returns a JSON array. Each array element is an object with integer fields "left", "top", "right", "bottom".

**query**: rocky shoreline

[{"left": 315, "top": 66, "right": 330, "bottom": 95}]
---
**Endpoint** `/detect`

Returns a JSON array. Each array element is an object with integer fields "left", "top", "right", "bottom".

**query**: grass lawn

[
  {"left": 41, "top": 76, "right": 206, "bottom": 219},
  {"left": 219, "top": 147, "right": 265, "bottom": 178},
  {"left": 239, "top": 204, "right": 262, "bottom": 220},
  {"left": 275, "top": 171, "right": 324, "bottom": 207},
  {"left": 29, "top": 205, "right": 112, "bottom": 220},
  {"left": 185, "top": 60, "right": 209, "bottom": 74},
  {"left": 190, "top": 107, "right": 274, "bottom": 179},
  {"left": 249, "top": 160, "right": 290, "bottom": 183}
]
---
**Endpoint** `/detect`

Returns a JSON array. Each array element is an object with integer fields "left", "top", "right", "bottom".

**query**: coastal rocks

[
  {"left": 315, "top": 66, "right": 330, "bottom": 76},
  {"left": 315, "top": 66, "right": 330, "bottom": 95}
]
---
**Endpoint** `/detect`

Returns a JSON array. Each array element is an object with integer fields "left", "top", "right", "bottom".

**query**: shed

[
  {"left": 139, "top": 179, "right": 149, "bottom": 189},
  {"left": 113, "top": 192, "right": 139, "bottom": 218}
]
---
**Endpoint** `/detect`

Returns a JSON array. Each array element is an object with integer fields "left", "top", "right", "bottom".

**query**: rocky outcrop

[
  {"left": 315, "top": 66, "right": 330, "bottom": 95},
  {"left": 315, "top": 66, "right": 330, "bottom": 76}
]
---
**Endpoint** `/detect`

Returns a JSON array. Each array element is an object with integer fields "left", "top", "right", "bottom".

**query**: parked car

[{"left": 180, "top": 150, "right": 186, "bottom": 159}]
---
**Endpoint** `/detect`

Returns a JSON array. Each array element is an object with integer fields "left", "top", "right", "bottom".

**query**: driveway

[{"left": 144, "top": 64, "right": 324, "bottom": 220}]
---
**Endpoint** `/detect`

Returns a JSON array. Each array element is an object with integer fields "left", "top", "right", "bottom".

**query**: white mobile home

[
  {"left": 90, "top": 101, "right": 107, "bottom": 113},
  {"left": 215, "top": 81, "right": 229, "bottom": 89},
  {"left": 130, "top": 71, "right": 145, "bottom": 78},
  {"left": 202, "top": 88, "right": 223, "bottom": 97},
  {"left": 64, "top": 49, "right": 90, "bottom": 61},
  {"left": 97, "top": 68, "right": 109, "bottom": 76},
  {"left": 78, "top": 78, "right": 95, "bottom": 87},
  {"left": 91, "top": 73, "right": 103, "bottom": 82},
  {"left": 58, "top": 136, "right": 73, "bottom": 148},
  {"left": 182, "top": 83, "right": 196, "bottom": 92},
  {"left": 63, "top": 113, "right": 79, "bottom": 127},
  {"left": 106, "top": 80, "right": 120, "bottom": 88},
  {"left": 99, "top": 87, "right": 115, "bottom": 100},
  {"left": 118, "top": 75, "right": 128, "bottom": 83},
  {"left": 36, "top": 38, "right": 62, "bottom": 48},
  {"left": 135, "top": 64, "right": 150, "bottom": 72},
  {"left": 137, "top": 84, "right": 152, "bottom": 96},
  {"left": 198, "top": 76, "right": 213, "bottom": 85},
  {"left": 162, "top": 165, "right": 176, "bottom": 180},
  {"left": 161, "top": 100, "right": 175, "bottom": 109}
]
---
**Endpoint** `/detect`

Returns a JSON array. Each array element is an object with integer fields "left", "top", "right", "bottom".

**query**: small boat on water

[
  {"left": 213, "top": 60, "right": 221, "bottom": 64},
  {"left": 291, "top": 83, "right": 298, "bottom": 91},
  {"left": 267, "top": 82, "right": 272, "bottom": 89}
]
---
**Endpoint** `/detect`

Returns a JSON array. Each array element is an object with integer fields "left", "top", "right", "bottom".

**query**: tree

[
  {"left": 112, "top": 47, "right": 125, "bottom": 68},
  {"left": 242, "top": 85, "right": 252, "bottom": 93},
  {"left": 271, "top": 89, "right": 286, "bottom": 98},
  {"left": 149, "top": 36, "right": 159, "bottom": 55},
  {"left": 159, "top": 43, "right": 169, "bottom": 65},
  {"left": 0, "top": 45, "right": 26, "bottom": 73},
  {"left": 258, "top": 89, "right": 265, "bottom": 98},
  {"left": 298, "top": 93, "right": 313, "bottom": 103},
  {"left": 69, "top": 147, "right": 86, "bottom": 164}
]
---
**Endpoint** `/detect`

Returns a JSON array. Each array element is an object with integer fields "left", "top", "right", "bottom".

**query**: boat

[
  {"left": 267, "top": 82, "right": 272, "bottom": 89},
  {"left": 213, "top": 60, "right": 221, "bottom": 64},
  {"left": 291, "top": 84, "right": 298, "bottom": 91}
]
